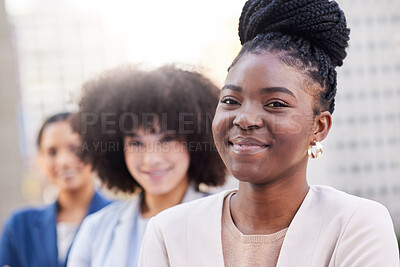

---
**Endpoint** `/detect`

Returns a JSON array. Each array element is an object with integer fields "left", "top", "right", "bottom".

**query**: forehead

[
  {"left": 225, "top": 51, "right": 306, "bottom": 96},
  {"left": 40, "top": 121, "right": 79, "bottom": 147}
]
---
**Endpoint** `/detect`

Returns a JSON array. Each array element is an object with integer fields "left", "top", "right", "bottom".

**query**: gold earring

[{"left": 308, "top": 141, "right": 323, "bottom": 159}]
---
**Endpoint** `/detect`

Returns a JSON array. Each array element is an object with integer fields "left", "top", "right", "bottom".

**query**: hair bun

[{"left": 239, "top": 0, "right": 350, "bottom": 67}]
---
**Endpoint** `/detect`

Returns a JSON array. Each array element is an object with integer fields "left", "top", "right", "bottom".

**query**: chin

[
  {"left": 146, "top": 187, "right": 171, "bottom": 196},
  {"left": 229, "top": 169, "right": 255, "bottom": 182}
]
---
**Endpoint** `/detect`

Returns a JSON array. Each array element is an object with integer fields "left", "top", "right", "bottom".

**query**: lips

[
  {"left": 58, "top": 169, "right": 76, "bottom": 180},
  {"left": 142, "top": 167, "right": 172, "bottom": 181},
  {"left": 228, "top": 137, "right": 269, "bottom": 155}
]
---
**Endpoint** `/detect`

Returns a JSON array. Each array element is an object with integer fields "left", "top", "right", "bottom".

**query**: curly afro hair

[
  {"left": 72, "top": 64, "right": 226, "bottom": 193},
  {"left": 232, "top": 0, "right": 350, "bottom": 114}
]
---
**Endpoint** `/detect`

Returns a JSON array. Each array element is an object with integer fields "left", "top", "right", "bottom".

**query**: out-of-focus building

[
  {"left": 0, "top": 0, "right": 24, "bottom": 229},
  {"left": 8, "top": 0, "right": 129, "bottom": 162},
  {"left": 308, "top": 0, "right": 400, "bottom": 231}
]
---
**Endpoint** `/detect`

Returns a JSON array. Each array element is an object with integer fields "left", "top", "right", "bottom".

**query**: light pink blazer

[{"left": 139, "top": 185, "right": 399, "bottom": 267}]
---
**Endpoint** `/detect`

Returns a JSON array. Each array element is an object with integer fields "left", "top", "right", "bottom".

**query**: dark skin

[{"left": 212, "top": 51, "right": 332, "bottom": 234}]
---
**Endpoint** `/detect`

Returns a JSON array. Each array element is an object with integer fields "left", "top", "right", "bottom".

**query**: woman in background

[
  {"left": 139, "top": 0, "right": 399, "bottom": 266},
  {"left": 0, "top": 112, "right": 111, "bottom": 267},
  {"left": 67, "top": 64, "right": 226, "bottom": 266}
]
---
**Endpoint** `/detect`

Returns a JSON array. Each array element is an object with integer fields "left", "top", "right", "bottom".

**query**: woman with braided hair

[{"left": 139, "top": 0, "right": 399, "bottom": 266}]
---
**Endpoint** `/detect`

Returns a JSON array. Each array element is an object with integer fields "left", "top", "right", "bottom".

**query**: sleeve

[
  {"left": 0, "top": 217, "right": 21, "bottom": 267},
  {"left": 334, "top": 202, "right": 400, "bottom": 266},
  {"left": 138, "top": 217, "right": 170, "bottom": 267},
  {"left": 0, "top": 224, "right": 13, "bottom": 266},
  {"left": 66, "top": 217, "right": 94, "bottom": 267}
]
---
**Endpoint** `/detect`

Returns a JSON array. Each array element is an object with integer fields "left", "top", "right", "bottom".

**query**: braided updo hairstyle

[{"left": 233, "top": 0, "right": 350, "bottom": 114}]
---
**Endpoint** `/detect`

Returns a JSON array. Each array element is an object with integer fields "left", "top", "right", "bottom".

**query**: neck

[
  {"left": 141, "top": 178, "right": 189, "bottom": 218},
  {"left": 231, "top": 171, "right": 309, "bottom": 235},
  {"left": 57, "top": 182, "right": 95, "bottom": 223}
]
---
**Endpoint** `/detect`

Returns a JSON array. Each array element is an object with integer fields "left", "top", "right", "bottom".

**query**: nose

[
  {"left": 142, "top": 144, "right": 164, "bottom": 167},
  {"left": 55, "top": 149, "right": 75, "bottom": 170},
  {"left": 232, "top": 104, "right": 263, "bottom": 130}
]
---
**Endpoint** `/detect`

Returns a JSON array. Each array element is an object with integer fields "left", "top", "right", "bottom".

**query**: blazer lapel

[
  {"left": 276, "top": 186, "right": 328, "bottom": 267},
  {"left": 109, "top": 198, "right": 141, "bottom": 267},
  {"left": 34, "top": 202, "right": 59, "bottom": 267},
  {"left": 86, "top": 191, "right": 111, "bottom": 215},
  {"left": 186, "top": 190, "right": 232, "bottom": 267},
  {"left": 63, "top": 191, "right": 111, "bottom": 266}
]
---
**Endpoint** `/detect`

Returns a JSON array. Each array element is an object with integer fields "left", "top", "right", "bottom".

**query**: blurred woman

[
  {"left": 0, "top": 112, "right": 111, "bottom": 267},
  {"left": 67, "top": 65, "right": 226, "bottom": 266}
]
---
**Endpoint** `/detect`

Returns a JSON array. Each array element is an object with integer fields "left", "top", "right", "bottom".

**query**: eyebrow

[
  {"left": 221, "top": 84, "right": 242, "bottom": 92},
  {"left": 222, "top": 84, "right": 295, "bottom": 98},
  {"left": 261, "top": 87, "right": 295, "bottom": 98}
]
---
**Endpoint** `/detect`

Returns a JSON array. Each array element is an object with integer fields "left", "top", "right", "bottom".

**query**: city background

[{"left": 0, "top": 0, "right": 399, "bottom": 235}]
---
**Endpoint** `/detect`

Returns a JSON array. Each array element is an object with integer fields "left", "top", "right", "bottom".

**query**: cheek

[
  {"left": 40, "top": 157, "right": 56, "bottom": 176},
  {"left": 270, "top": 112, "right": 313, "bottom": 136},
  {"left": 212, "top": 109, "right": 232, "bottom": 143},
  {"left": 271, "top": 114, "right": 312, "bottom": 155},
  {"left": 79, "top": 163, "right": 93, "bottom": 178},
  {"left": 124, "top": 150, "right": 141, "bottom": 174},
  {"left": 170, "top": 144, "right": 190, "bottom": 168}
]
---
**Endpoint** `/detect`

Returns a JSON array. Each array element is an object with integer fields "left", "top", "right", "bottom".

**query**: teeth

[
  {"left": 59, "top": 169, "right": 76, "bottom": 179},
  {"left": 149, "top": 170, "right": 168, "bottom": 176}
]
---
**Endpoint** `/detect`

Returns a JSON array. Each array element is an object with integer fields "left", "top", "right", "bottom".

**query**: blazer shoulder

[
  {"left": 310, "top": 185, "right": 390, "bottom": 220},
  {"left": 81, "top": 199, "right": 134, "bottom": 229},
  {"left": 4, "top": 204, "right": 53, "bottom": 229}
]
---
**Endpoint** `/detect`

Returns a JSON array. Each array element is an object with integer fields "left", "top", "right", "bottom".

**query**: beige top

[
  {"left": 222, "top": 192, "right": 288, "bottom": 267},
  {"left": 139, "top": 186, "right": 399, "bottom": 267}
]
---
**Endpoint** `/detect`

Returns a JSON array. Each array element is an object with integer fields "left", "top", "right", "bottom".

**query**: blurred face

[
  {"left": 212, "top": 51, "right": 316, "bottom": 184},
  {"left": 38, "top": 121, "right": 93, "bottom": 192},
  {"left": 124, "top": 129, "right": 190, "bottom": 196}
]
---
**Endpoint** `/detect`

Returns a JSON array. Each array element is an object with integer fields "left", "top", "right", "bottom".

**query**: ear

[{"left": 310, "top": 111, "right": 332, "bottom": 144}]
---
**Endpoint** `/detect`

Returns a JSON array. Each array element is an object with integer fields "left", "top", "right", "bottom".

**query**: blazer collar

[
  {"left": 187, "top": 187, "right": 328, "bottom": 267},
  {"left": 38, "top": 190, "right": 109, "bottom": 225},
  {"left": 112, "top": 186, "right": 209, "bottom": 266},
  {"left": 87, "top": 190, "right": 111, "bottom": 215},
  {"left": 186, "top": 189, "right": 232, "bottom": 266},
  {"left": 111, "top": 197, "right": 142, "bottom": 267},
  {"left": 276, "top": 186, "right": 328, "bottom": 266},
  {"left": 34, "top": 190, "right": 110, "bottom": 267},
  {"left": 34, "top": 202, "right": 59, "bottom": 267}
]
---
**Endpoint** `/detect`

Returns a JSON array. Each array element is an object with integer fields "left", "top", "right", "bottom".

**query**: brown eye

[
  {"left": 128, "top": 140, "right": 143, "bottom": 147},
  {"left": 221, "top": 98, "right": 239, "bottom": 105},
  {"left": 48, "top": 148, "right": 57, "bottom": 157},
  {"left": 160, "top": 135, "right": 175, "bottom": 143},
  {"left": 266, "top": 101, "right": 288, "bottom": 108}
]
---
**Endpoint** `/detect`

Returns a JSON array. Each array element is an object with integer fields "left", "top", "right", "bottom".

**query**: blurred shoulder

[
  {"left": 3, "top": 204, "right": 53, "bottom": 231},
  {"left": 82, "top": 198, "right": 136, "bottom": 228}
]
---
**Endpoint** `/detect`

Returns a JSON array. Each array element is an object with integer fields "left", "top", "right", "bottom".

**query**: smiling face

[
  {"left": 123, "top": 129, "right": 190, "bottom": 196},
  {"left": 213, "top": 51, "right": 319, "bottom": 185},
  {"left": 38, "top": 121, "right": 93, "bottom": 192}
]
